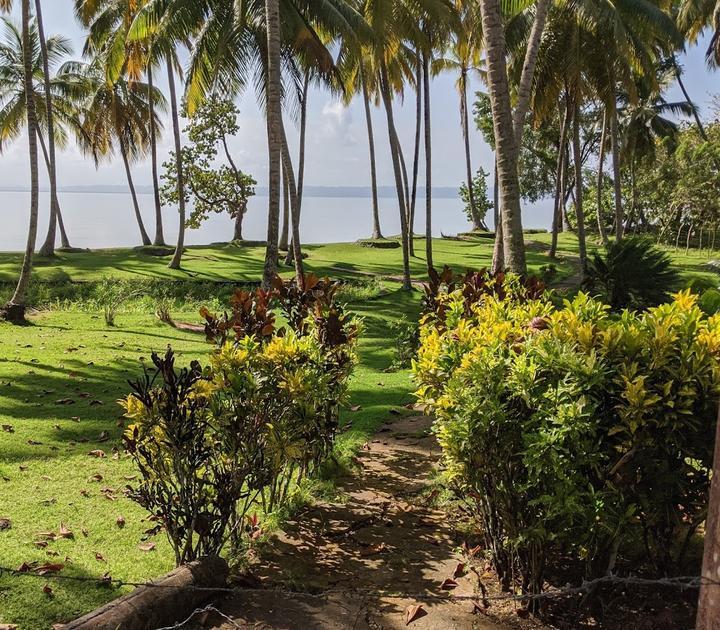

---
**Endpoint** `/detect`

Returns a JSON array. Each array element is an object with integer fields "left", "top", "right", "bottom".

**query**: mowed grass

[
  {"left": 0, "top": 236, "right": 571, "bottom": 284},
  {"left": 0, "top": 233, "right": 715, "bottom": 628}
]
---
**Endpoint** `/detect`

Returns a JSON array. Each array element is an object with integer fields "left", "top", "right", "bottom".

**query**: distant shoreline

[{"left": 0, "top": 185, "right": 463, "bottom": 199}]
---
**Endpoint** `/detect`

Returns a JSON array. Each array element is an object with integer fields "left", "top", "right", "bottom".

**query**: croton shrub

[
  {"left": 121, "top": 275, "right": 358, "bottom": 565},
  {"left": 414, "top": 274, "right": 720, "bottom": 597}
]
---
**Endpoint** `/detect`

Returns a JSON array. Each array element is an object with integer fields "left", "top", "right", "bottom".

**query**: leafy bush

[
  {"left": 415, "top": 283, "right": 720, "bottom": 598},
  {"left": 122, "top": 275, "right": 359, "bottom": 563},
  {"left": 388, "top": 316, "right": 420, "bottom": 370},
  {"left": 699, "top": 288, "right": 720, "bottom": 315},
  {"left": 584, "top": 237, "right": 681, "bottom": 310}
]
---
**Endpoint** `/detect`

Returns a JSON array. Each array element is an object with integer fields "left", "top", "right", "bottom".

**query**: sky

[{"left": 0, "top": 1, "right": 718, "bottom": 194}]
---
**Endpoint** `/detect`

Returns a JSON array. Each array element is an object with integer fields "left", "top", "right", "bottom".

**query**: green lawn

[
  {"left": 0, "top": 233, "right": 717, "bottom": 628},
  {"left": 0, "top": 236, "right": 570, "bottom": 283}
]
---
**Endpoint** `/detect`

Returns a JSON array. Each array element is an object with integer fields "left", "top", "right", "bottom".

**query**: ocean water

[{"left": 0, "top": 190, "right": 554, "bottom": 251}]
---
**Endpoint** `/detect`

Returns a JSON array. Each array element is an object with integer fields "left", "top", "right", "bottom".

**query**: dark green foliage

[
  {"left": 459, "top": 168, "right": 493, "bottom": 227},
  {"left": 584, "top": 237, "right": 681, "bottom": 310},
  {"left": 388, "top": 316, "right": 420, "bottom": 370}
]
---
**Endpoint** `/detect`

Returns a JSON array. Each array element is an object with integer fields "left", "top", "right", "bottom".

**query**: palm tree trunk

[
  {"left": 35, "top": 0, "right": 62, "bottom": 258},
  {"left": 460, "top": 67, "right": 481, "bottom": 231},
  {"left": 167, "top": 58, "right": 187, "bottom": 269},
  {"left": 36, "top": 130, "right": 70, "bottom": 251},
  {"left": 572, "top": 96, "right": 587, "bottom": 269},
  {"left": 4, "top": 0, "right": 39, "bottom": 322},
  {"left": 479, "top": 0, "right": 526, "bottom": 275},
  {"left": 409, "top": 51, "right": 421, "bottom": 251},
  {"left": 119, "top": 139, "right": 151, "bottom": 246},
  {"left": 596, "top": 109, "right": 609, "bottom": 245},
  {"left": 423, "top": 52, "right": 433, "bottom": 271},
  {"left": 280, "top": 121, "right": 304, "bottom": 286},
  {"left": 397, "top": 129, "right": 413, "bottom": 256},
  {"left": 609, "top": 94, "right": 623, "bottom": 241},
  {"left": 550, "top": 100, "right": 569, "bottom": 258},
  {"left": 284, "top": 73, "right": 310, "bottom": 266},
  {"left": 262, "top": 0, "right": 282, "bottom": 288},
  {"left": 491, "top": 157, "right": 503, "bottom": 273},
  {"left": 279, "top": 163, "right": 290, "bottom": 251},
  {"left": 361, "top": 65, "right": 382, "bottom": 239},
  {"left": 148, "top": 65, "right": 166, "bottom": 246},
  {"left": 512, "top": 0, "right": 551, "bottom": 149},
  {"left": 379, "top": 62, "right": 411, "bottom": 289}
]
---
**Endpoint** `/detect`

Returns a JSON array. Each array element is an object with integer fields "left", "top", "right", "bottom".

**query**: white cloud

[{"left": 318, "top": 100, "right": 357, "bottom": 147}]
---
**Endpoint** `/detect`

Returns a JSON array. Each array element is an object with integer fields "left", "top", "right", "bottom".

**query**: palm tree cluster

[{"left": 0, "top": 0, "right": 717, "bottom": 321}]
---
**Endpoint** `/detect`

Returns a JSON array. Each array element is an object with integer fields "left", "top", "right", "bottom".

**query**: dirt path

[{"left": 188, "top": 415, "right": 545, "bottom": 630}]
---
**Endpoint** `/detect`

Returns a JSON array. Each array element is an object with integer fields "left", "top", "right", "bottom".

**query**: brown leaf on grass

[
  {"left": 33, "top": 541, "right": 48, "bottom": 549},
  {"left": 404, "top": 604, "right": 427, "bottom": 625},
  {"left": 36, "top": 562, "right": 64, "bottom": 575},
  {"left": 54, "top": 398, "right": 75, "bottom": 405},
  {"left": 116, "top": 516, "right": 125, "bottom": 528},
  {"left": 81, "top": 528, "right": 89, "bottom": 537},
  {"left": 123, "top": 475, "right": 137, "bottom": 481},
  {"left": 88, "top": 450, "right": 106, "bottom": 458},
  {"left": 90, "top": 400, "right": 104, "bottom": 406},
  {"left": 389, "top": 409, "right": 401, "bottom": 416},
  {"left": 88, "top": 473, "right": 103, "bottom": 482},
  {"left": 18, "top": 465, "right": 27, "bottom": 472},
  {"left": 440, "top": 578, "right": 459, "bottom": 590},
  {"left": 35, "top": 532, "right": 57, "bottom": 541},
  {"left": 46, "top": 550, "right": 60, "bottom": 557},
  {"left": 41, "top": 475, "right": 52, "bottom": 481},
  {"left": 70, "top": 416, "right": 80, "bottom": 423},
  {"left": 97, "top": 431, "right": 109, "bottom": 442},
  {"left": 40, "top": 498, "right": 57, "bottom": 506},
  {"left": 349, "top": 405, "right": 362, "bottom": 412},
  {"left": 472, "top": 601, "right": 489, "bottom": 615},
  {"left": 59, "top": 523, "right": 74, "bottom": 539},
  {"left": 17, "top": 562, "right": 37, "bottom": 572},
  {"left": 80, "top": 489, "right": 90, "bottom": 498},
  {"left": 453, "top": 562, "right": 466, "bottom": 579},
  {"left": 138, "top": 542, "right": 156, "bottom": 552},
  {"left": 0, "top": 517, "right": 11, "bottom": 531},
  {"left": 94, "top": 552, "right": 106, "bottom": 563},
  {"left": 27, "top": 440, "right": 42, "bottom": 446},
  {"left": 98, "top": 572, "right": 112, "bottom": 587},
  {"left": 78, "top": 392, "right": 91, "bottom": 399},
  {"left": 1, "top": 424, "right": 14, "bottom": 433},
  {"left": 42, "top": 584, "right": 53, "bottom": 596},
  {"left": 0, "top": 623, "right": 19, "bottom": 629}
]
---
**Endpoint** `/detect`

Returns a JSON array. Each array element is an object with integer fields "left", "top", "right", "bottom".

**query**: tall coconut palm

[
  {"left": 434, "top": 1, "right": 486, "bottom": 232},
  {"left": 479, "top": 0, "right": 526, "bottom": 275},
  {"left": 34, "top": 0, "right": 68, "bottom": 256},
  {"left": 2, "top": 0, "right": 39, "bottom": 323},
  {"left": 0, "top": 17, "right": 76, "bottom": 254},
  {"left": 679, "top": 0, "right": 720, "bottom": 66},
  {"left": 75, "top": 0, "right": 168, "bottom": 248},
  {"left": 78, "top": 65, "right": 166, "bottom": 246}
]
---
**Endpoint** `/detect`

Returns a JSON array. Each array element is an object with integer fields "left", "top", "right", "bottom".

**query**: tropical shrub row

[
  {"left": 414, "top": 272, "right": 720, "bottom": 599},
  {"left": 121, "top": 275, "right": 358, "bottom": 565}
]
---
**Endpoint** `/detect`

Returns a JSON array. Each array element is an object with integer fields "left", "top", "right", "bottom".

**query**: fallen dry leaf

[
  {"left": 138, "top": 542, "right": 156, "bottom": 552},
  {"left": 27, "top": 440, "right": 42, "bottom": 446},
  {"left": 440, "top": 578, "right": 459, "bottom": 590},
  {"left": 350, "top": 405, "right": 362, "bottom": 412},
  {"left": 35, "top": 562, "right": 64, "bottom": 575},
  {"left": 42, "top": 584, "right": 53, "bottom": 596},
  {"left": 453, "top": 562, "right": 466, "bottom": 579},
  {"left": 89, "top": 473, "right": 104, "bottom": 483},
  {"left": 0, "top": 517, "right": 11, "bottom": 531},
  {"left": 0, "top": 623, "right": 19, "bottom": 629},
  {"left": 88, "top": 450, "right": 106, "bottom": 458},
  {"left": 94, "top": 552, "right": 106, "bottom": 563},
  {"left": 54, "top": 398, "right": 75, "bottom": 405},
  {"left": 359, "top": 542, "right": 388, "bottom": 556},
  {"left": 116, "top": 516, "right": 125, "bottom": 528},
  {"left": 58, "top": 523, "right": 74, "bottom": 539},
  {"left": 1, "top": 424, "right": 14, "bottom": 433},
  {"left": 405, "top": 604, "right": 427, "bottom": 625}
]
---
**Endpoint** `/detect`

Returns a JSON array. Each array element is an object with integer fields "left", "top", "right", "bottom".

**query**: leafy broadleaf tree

[
  {"left": 162, "top": 98, "right": 257, "bottom": 242},
  {"left": 459, "top": 167, "right": 493, "bottom": 229}
]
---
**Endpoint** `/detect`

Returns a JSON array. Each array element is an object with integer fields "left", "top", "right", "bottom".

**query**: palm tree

[
  {"left": 0, "top": 17, "right": 76, "bottom": 254},
  {"left": 76, "top": 0, "right": 168, "bottom": 248},
  {"left": 78, "top": 65, "right": 166, "bottom": 246},
  {"left": 34, "top": 0, "right": 67, "bottom": 256},
  {"left": 434, "top": 1, "right": 486, "bottom": 232},
  {"left": 1, "top": 0, "right": 39, "bottom": 323},
  {"left": 679, "top": 0, "right": 720, "bottom": 66},
  {"left": 479, "top": 0, "right": 526, "bottom": 275}
]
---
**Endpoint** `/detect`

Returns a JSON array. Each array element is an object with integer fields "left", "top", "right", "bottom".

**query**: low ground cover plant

[
  {"left": 414, "top": 271, "right": 720, "bottom": 601},
  {"left": 121, "top": 274, "right": 358, "bottom": 564}
]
